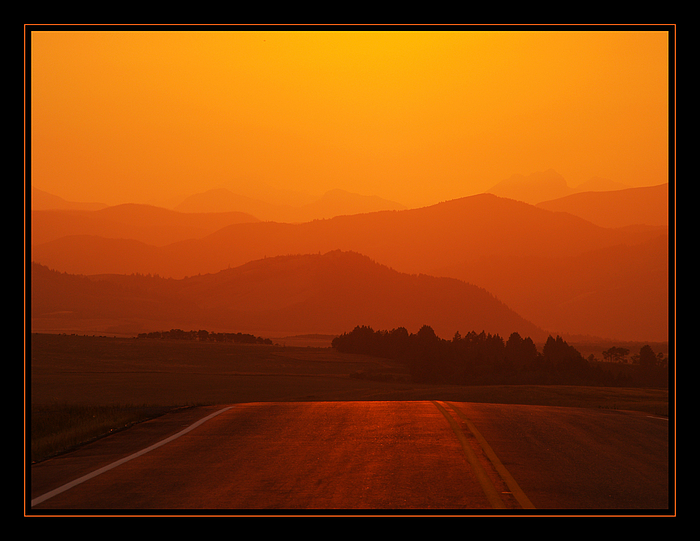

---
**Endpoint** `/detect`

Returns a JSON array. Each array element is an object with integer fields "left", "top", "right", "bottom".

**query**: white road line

[{"left": 31, "top": 406, "right": 232, "bottom": 507}]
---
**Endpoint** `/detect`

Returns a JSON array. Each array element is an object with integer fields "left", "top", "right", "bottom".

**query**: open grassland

[{"left": 28, "top": 333, "right": 670, "bottom": 462}]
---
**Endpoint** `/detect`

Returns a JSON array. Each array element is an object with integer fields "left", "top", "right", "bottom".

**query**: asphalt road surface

[{"left": 29, "top": 401, "right": 671, "bottom": 514}]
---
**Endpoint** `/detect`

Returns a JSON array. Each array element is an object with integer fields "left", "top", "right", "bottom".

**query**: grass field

[{"left": 27, "top": 333, "right": 670, "bottom": 463}]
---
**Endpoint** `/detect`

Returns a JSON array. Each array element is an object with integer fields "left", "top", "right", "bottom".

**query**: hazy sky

[{"left": 29, "top": 27, "right": 671, "bottom": 209}]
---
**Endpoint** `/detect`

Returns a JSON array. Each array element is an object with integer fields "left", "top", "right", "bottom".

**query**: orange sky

[{"left": 28, "top": 26, "right": 671, "bottom": 209}]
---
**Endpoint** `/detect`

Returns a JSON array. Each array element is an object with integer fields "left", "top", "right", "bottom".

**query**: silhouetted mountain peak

[
  {"left": 173, "top": 188, "right": 272, "bottom": 214},
  {"left": 487, "top": 169, "right": 572, "bottom": 205}
]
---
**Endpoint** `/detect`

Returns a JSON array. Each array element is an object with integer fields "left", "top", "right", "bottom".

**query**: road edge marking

[
  {"left": 445, "top": 402, "right": 536, "bottom": 510},
  {"left": 31, "top": 406, "right": 232, "bottom": 508},
  {"left": 432, "top": 400, "right": 506, "bottom": 509}
]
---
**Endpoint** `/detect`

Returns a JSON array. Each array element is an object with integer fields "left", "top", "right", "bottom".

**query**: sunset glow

[
  {"left": 27, "top": 27, "right": 674, "bottom": 515},
  {"left": 27, "top": 25, "right": 673, "bottom": 344},
  {"left": 30, "top": 27, "right": 670, "bottom": 209}
]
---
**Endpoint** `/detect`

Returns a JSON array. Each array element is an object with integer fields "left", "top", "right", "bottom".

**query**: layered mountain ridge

[
  {"left": 31, "top": 251, "right": 549, "bottom": 342},
  {"left": 29, "top": 176, "right": 671, "bottom": 342}
]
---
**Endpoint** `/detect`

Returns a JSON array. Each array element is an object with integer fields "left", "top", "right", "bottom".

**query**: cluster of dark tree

[
  {"left": 137, "top": 328, "right": 273, "bottom": 345},
  {"left": 601, "top": 345, "right": 668, "bottom": 368},
  {"left": 332, "top": 325, "right": 642, "bottom": 386}
]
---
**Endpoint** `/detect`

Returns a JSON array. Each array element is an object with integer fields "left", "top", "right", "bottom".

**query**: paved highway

[{"left": 29, "top": 401, "right": 670, "bottom": 514}]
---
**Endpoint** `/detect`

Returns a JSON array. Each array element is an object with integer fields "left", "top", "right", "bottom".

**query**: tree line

[
  {"left": 601, "top": 345, "right": 668, "bottom": 368},
  {"left": 332, "top": 325, "right": 668, "bottom": 387},
  {"left": 137, "top": 328, "right": 273, "bottom": 345}
]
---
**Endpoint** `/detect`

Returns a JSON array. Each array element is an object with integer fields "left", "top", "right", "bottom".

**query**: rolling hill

[{"left": 30, "top": 251, "right": 550, "bottom": 342}]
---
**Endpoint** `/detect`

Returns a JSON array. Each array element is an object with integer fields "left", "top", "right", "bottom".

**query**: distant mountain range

[
  {"left": 31, "top": 192, "right": 664, "bottom": 278},
  {"left": 486, "top": 168, "right": 660, "bottom": 206},
  {"left": 31, "top": 251, "right": 549, "bottom": 342},
  {"left": 536, "top": 183, "right": 669, "bottom": 229},
  {"left": 31, "top": 186, "right": 405, "bottom": 224},
  {"left": 438, "top": 232, "right": 668, "bottom": 343},
  {"left": 487, "top": 169, "right": 573, "bottom": 205},
  {"left": 31, "top": 203, "right": 261, "bottom": 247},
  {"left": 30, "top": 187, "right": 405, "bottom": 247},
  {"left": 174, "top": 187, "right": 406, "bottom": 222},
  {"left": 31, "top": 187, "right": 107, "bottom": 211},
  {"left": 28, "top": 175, "right": 671, "bottom": 342}
]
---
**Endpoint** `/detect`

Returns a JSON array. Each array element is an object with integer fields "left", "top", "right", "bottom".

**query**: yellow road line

[
  {"left": 444, "top": 402, "right": 536, "bottom": 510},
  {"left": 432, "top": 400, "right": 506, "bottom": 509}
]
